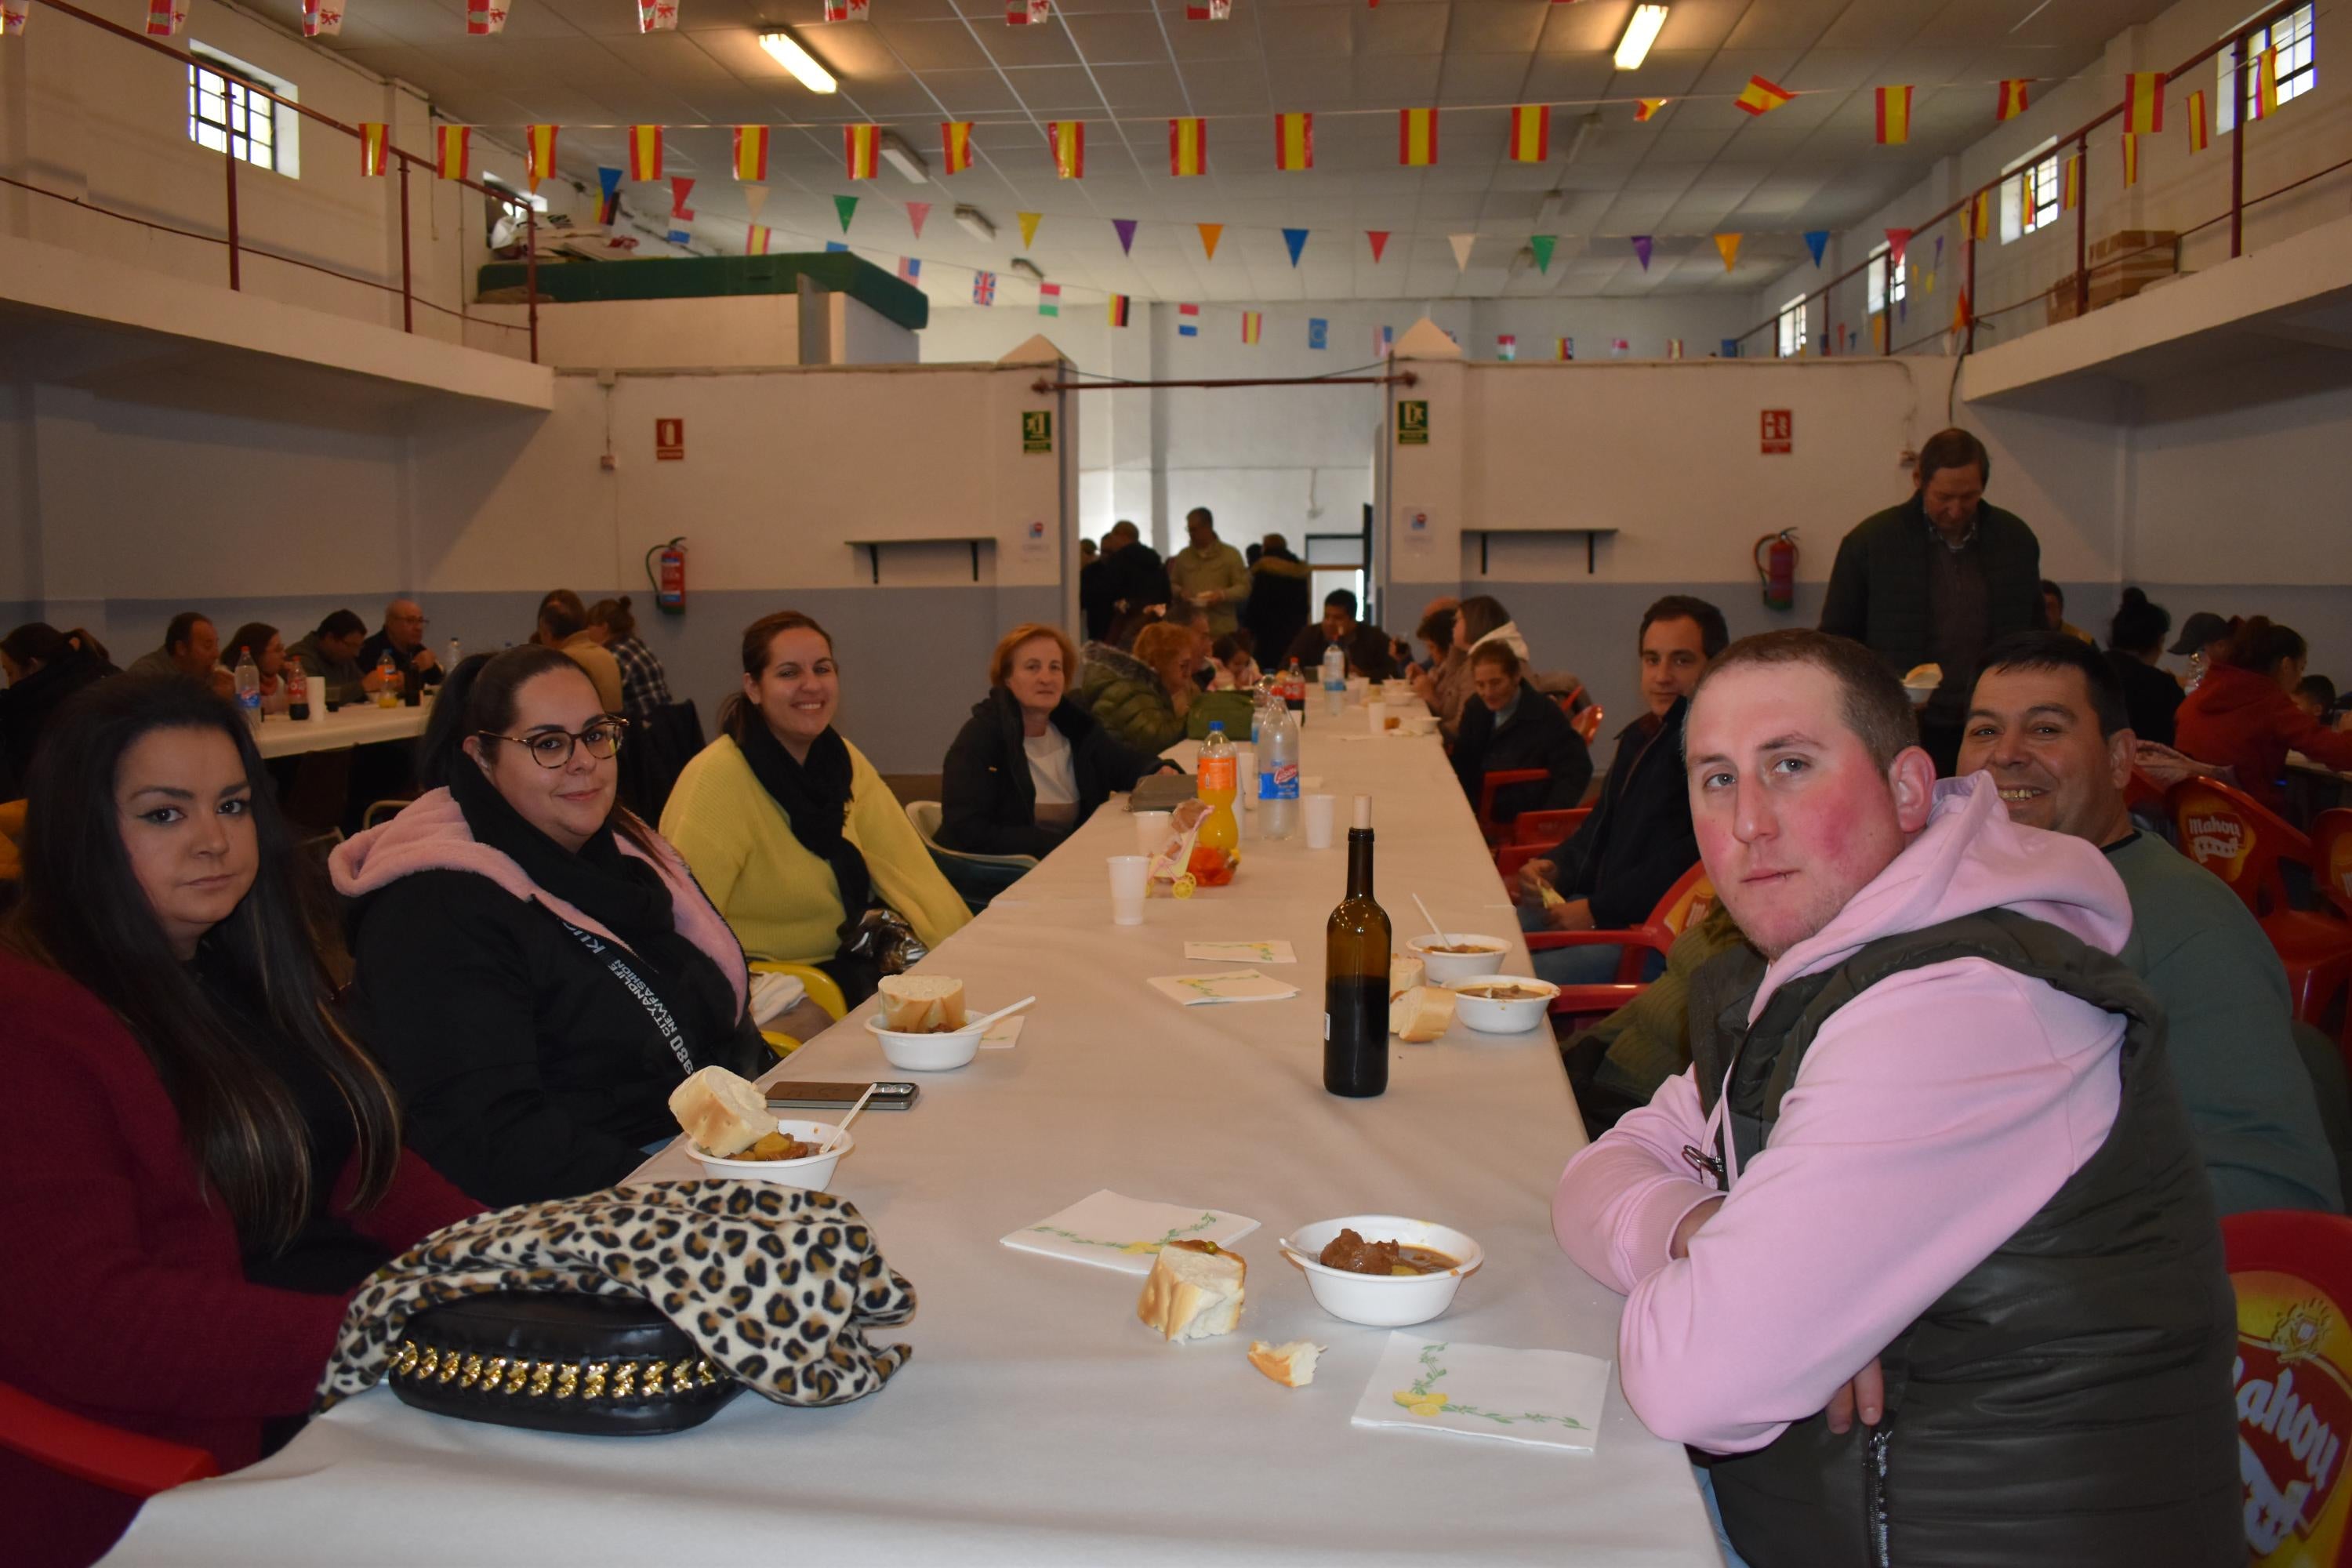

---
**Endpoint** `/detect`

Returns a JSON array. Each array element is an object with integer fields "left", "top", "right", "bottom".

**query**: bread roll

[
  {"left": 667, "top": 1066, "right": 772, "bottom": 1157},
  {"left": 877, "top": 975, "right": 967, "bottom": 1033},
  {"left": 1389, "top": 955, "right": 1426, "bottom": 999},
  {"left": 1136, "top": 1240, "right": 1245, "bottom": 1342},
  {"left": 1388, "top": 985, "right": 1456, "bottom": 1044},
  {"left": 1247, "top": 1340, "right": 1323, "bottom": 1388},
  {"left": 1903, "top": 662, "right": 1943, "bottom": 688}
]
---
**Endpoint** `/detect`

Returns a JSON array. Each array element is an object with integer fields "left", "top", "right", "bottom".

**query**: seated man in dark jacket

[
  {"left": 1517, "top": 595, "right": 1727, "bottom": 984},
  {"left": 1283, "top": 588, "right": 1395, "bottom": 681},
  {"left": 940, "top": 624, "right": 1173, "bottom": 868},
  {"left": 1452, "top": 644, "right": 1589, "bottom": 827}
]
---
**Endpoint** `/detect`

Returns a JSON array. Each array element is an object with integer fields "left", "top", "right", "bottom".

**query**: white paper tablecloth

[
  {"left": 105, "top": 721, "right": 1718, "bottom": 1566},
  {"left": 252, "top": 703, "right": 428, "bottom": 759}
]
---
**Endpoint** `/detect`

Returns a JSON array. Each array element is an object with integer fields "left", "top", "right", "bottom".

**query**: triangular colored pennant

[
  {"left": 1631, "top": 234, "right": 1653, "bottom": 270},
  {"left": 1112, "top": 217, "right": 1138, "bottom": 254},
  {"left": 1804, "top": 230, "right": 1828, "bottom": 267},
  {"left": 1530, "top": 234, "right": 1555, "bottom": 274},
  {"left": 1449, "top": 233, "right": 1475, "bottom": 271},
  {"left": 1282, "top": 227, "right": 1308, "bottom": 267},
  {"left": 1367, "top": 230, "right": 1389, "bottom": 263},
  {"left": 1634, "top": 98, "right": 1667, "bottom": 122},
  {"left": 743, "top": 185, "right": 769, "bottom": 218},
  {"left": 834, "top": 194, "right": 858, "bottom": 232},
  {"left": 906, "top": 201, "right": 931, "bottom": 239},
  {"left": 597, "top": 166, "right": 622, "bottom": 224},
  {"left": 1884, "top": 227, "right": 1911, "bottom": 268},
  {"left": 1714, "top": 233, "right": 1741, "bottom": 273},
  {"left": 1197, "top": 223, "right": 1223, "bottom": 260},
  {"left": 1018, "top": 211, "right": 1042, "bottom": 249},
  {"left": 670, "top": 176, "right": 695, "bottom": 221},
  {"left": 524, "top": 125, "right": 558, "bottom": 191}
]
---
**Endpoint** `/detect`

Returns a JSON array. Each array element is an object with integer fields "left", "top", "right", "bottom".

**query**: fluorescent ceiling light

[
  {"left": 759, "top": 30, "right": 837, "bottom": 93},
  {"left": 954, "top": 204, "right": 996, "bottom": 244},
  {"left": 880, "top": 130, "right": 928, "bottom": 183},
  {"left": 1010, "top": 257, "right": 1044, "bottom": 282},
  {"left": 1614, "top": 4, "right": 1668, "bottom": 71}
]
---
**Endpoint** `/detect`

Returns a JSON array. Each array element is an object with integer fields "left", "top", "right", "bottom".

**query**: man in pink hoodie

[{"left": 1553, "top": 630, "right": 2238, "bottom": 1567}]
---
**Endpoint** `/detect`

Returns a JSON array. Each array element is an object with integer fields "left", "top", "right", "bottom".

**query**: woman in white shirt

[{"left": 939, "top": 623, "right": 1175, "bottom": 858}]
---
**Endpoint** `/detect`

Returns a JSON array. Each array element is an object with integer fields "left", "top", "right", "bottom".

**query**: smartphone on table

[{"left": 764, "top": 1081, "right": 920, "bottom": 1112}]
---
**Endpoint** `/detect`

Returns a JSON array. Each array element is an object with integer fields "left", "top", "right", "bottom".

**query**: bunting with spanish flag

[
  {"left": 1170, "top": 117, "right": 1207, "bottom": 176},
  {"left": 436, "top": 125, "right": 470, "bottom": 181},
  {"left": 734, "top": 125, "right": 768, "bottom": 181},
  {"left": 1048, "top": 120, "right": 1085, "bottom": 180},
  {"left": 359, "top": 122, "right": 389, "bottom": 176},
  {"left": 746, "top": 223, "right": 771, "bottom": 255},
  {"left": 1735, "top": 74, "right": 1793, "bottom": 116},
  {"left": 1240, "top": 310, "right": 1261, "bottom": 345},
  {"left": 2125, "top": 71, "right": 2165, "bottom": 134},
  {"left": 1399, "top": 107, "right": 1437, "bottom": 166},
  {"left": 844, "top": 123, "right": 880, "bottom": 180},
  {"left": 1875, "top": 85, "right": 1911, "bottom": 144},
  {"left": 627, "top": 124, "right": 662, "bottom": 182},
  {"left": 1997, "top": 78, "right": 2029, "bottom": 121},
  {"left": 525, "top": 124, "right": 558, "bottom": 191},
  {"left": 2062, "top": 152, "right": 2082, "bottom": 209},
  {"left": 1274, "top": 112, "right": 1313, "bottom": 170},
  {"left": 941, "top": 122, "right": 973, "bottom": 175},
  {"left": 2187, "top": 91, "right": 2209, "bottom": 151},
  {"left": 1634, "top": 98, "right": 1667, "bottom": 122},
  {"left": 2122, "top": 131, "right": 2140, "bottom": 188},
  {"left": 1969, "top": 188, "right": 1992, "bottom": 241},
  {"left": 2256, "top": 46, "right": 2281, "bottom": 119},
  {"left": 1508, "top": 104, "right": 1548, "bottom": 162}
]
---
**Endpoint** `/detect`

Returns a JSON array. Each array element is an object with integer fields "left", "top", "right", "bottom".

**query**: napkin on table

[
  {"left": 1001, "top": 1189, "right": 1261, "bottom": 1275},
  {"left": 1147, "top": 969, "right": 1301, "bottom": 1006},
  {"left": 980, "top": 1015, "right": 1025, "bottom": 1050},
  {"left": 1350, "top": 1330, "right": 1609, "bottom": 1454},
  {"left": 1182, "top": 940, "right": 1298, "bottom": 965}
]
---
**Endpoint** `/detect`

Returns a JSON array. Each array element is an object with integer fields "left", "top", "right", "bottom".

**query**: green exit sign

[
  {"left": 1022, "top": 410, "right": 1054, "bottom": 453},
  {"left": 1396, "top": 400, "right": 1429, "bottom": 445}
]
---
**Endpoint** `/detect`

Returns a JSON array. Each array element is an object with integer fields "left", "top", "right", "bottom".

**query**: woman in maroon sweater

[
  {"left": 0, "top": 677, "right": 481, "bottom": 1568},
  {"left": 2176, "top": 616, "right": 2352, "bottom": 816}
]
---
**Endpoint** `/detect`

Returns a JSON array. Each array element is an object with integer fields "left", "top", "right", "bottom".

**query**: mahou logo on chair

[{"left": 2238, "top": 1280, "right": 2352, "bottom": 1563}]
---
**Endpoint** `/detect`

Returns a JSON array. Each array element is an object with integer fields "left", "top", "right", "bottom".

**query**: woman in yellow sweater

[{"left": 661, "top": 612, "right": 968, "bottom": 1005}]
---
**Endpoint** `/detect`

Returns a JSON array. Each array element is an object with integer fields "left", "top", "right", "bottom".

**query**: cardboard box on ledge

[{"left": 2047, "top": 230, "right": 2178, "bottom": 324}]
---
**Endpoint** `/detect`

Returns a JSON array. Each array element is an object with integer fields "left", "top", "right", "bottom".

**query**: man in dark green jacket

[{"left": 1819, "top": 426, "right": 2041, "bottom": 774}]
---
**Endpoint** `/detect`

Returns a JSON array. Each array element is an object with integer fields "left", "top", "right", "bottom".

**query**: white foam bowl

[
  {"left": 1278, "top": 1215, "right": 1485, "bottom": 1327},
  {"left": 1447, "top": 975, "right": 1559, "bottom": 1033},
  {"left": 865, "top": 1013, "right": 984, "bottom": 1071},
  {"left": 687, "top": 1119, "right": 851, "bottom": 1190},
  {"left": 1406, "top": 932, "right": 1510, "bottom": 986}
]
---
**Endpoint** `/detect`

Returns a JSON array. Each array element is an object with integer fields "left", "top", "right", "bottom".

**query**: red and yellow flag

[
  {"left": 2124, "top": 71, "right": 2165, "bottom": 134},
  {"left": 845, "top": 123, "right": 880, "bottom": 180},
  {"left": 436, "top": 125, "right": 470, "bottom": 181},
  {"left": 746, "top": 223, "right": 771, "bottom": 256},
  {"left": 1996, "top": 78, "right": 2029, "bottom": 121},
  {"left": 1875, "top": 85, "right": 1911, "bottom": 145},
  {"left": 1970, "top": 188, "right": 1991, "bottom": 240},
  {"left": 1274, "top": 111, "right": 1313, "bottom": 170},
  {"left": 941, "top": 122, "right": 973, "bottom": 174},
  {"left": 1735, "top": 74, "right": 1794, "bottom": 116},
  {"left": 1047, "top": 120, "right": 1085, "bottom": 179},
  {"left": 358, "top": 122, "right": 389, "bottom": 176},
  {"left": 525, "top": 124, "right": 558, "bottom": 191},
  {"left": 1170, "top": 117, "right": 1207, "bottom": 176},
  {"left": 1399, "top": 107, "right": 1437, "bottom": 166},
  {"left": 2187, "top": 91, "right": 2209, "bottom": 152},
  {"left": 627, "top": 124, "right": 662, "bottom": 182},
  {"left": 2062, "top": 152, "right": 2082, "bottom": 209},
  {"left": 1508, "top": 104, "right": 1548, "bottom": 162},
  {"left": 1240, "top": 310, "right": 1261, "bottom": 345},
  {"left": 733, "top": 125, "right": 769, "bottom": 182},
  {"left": 1634, "top": 98, "right": 1668, "bottom": 122},
  {"left": 2255, "top": 46, "right": 2280, "bottom": 120},
  {"left": 2122, "top": 131, "right": 2140, "bottom": 188}
]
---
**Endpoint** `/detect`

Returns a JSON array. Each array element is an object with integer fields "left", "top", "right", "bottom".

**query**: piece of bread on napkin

[
  {"left": 1137, "top": 1240, "right": 1245, "bottom": 1342},
  {"left": 668, "top": 1066, "right": 772, "bottom": 1157},
  {"left": 877, "top": 975, "right": 967, "bottom": 1033},
  {"left": 1247, "top": 1340, "right": 1323, "bottom": 1388},
  {"left": 1390, "top": 954, "right": 1425, "bottom": 999},
  {"left": 1389, "top": 985, "right": 1456, "bottom": 1043}
]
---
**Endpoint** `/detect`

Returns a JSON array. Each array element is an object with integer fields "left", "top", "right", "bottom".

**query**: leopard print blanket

[{"left": 317, "top": 1180, "right": 916, "bottom": 1412}]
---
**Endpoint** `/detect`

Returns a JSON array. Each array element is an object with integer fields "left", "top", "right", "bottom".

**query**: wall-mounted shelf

[
  {"left": 1462, "top": 526, "right": 1619, "bottom": 575},
  {"left": 846, "top": 537, "right": 992, "bottom": 585}
]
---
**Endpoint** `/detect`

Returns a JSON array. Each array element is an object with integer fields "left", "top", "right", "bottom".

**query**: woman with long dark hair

[
  {"left": 0, "top": 622, "right": 116, "bottom": 797},
  {"left": 2176, "top": 616, "right": 2352, "bottom": 815},
  {"left": 333, "top": 646, "right": 768, "bottom": 1207},
  {"left": 0, "top": 676, "right": 479, "bottom": 1568},
  {"left": 661, "top": 611, "right": 967, "bottom": 1005}
]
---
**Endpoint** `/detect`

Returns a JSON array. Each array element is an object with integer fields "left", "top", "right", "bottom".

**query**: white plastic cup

[
  {"left": 1345, "top": 676, "right": 1368, "bottom": 705},
  {"left": 1134, "top": 811, "right": 1172, "bottom": 857},
  {"left": 1235, "top": 746, "right": 1256, "bottom": 811},
  {"left": 1303, "top": 793, "right": 1338, "bottom": 849},
  {"left": 1367, "top": 695, "right": 1387, "bottom": 735},
  {"left": 1108, "top": 855, "right": 1149, "bottom": 925}
]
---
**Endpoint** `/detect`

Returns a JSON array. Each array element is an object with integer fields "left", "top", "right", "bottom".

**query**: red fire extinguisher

[
  {"left": 646, "top": 537, "right": 687, "bottom": 615},
  {"left": 1753, "top": 529, "right": 1798, "bottom": 612}
]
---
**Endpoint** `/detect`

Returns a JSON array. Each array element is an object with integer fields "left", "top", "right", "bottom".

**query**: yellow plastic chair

[{"left": 750, "top": 959, "right": 848, "bottom": 1059}]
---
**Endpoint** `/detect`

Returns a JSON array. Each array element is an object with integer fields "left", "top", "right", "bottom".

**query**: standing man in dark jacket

[
  {"left": 1097, "top": 520, "right": 1171, "bottom": 637},
  {"left": 1820, "top": 426, "right": 2042, "bottom": 775},
  {"left": 1244, "top": 534, "right": 1313, "bottom": 667},
  {"left": 1517, "top": 595, "right": 1727, "bottom": 983},
  {"left": 1452, "top": 644, "right": 1590, "bottom": 827}
]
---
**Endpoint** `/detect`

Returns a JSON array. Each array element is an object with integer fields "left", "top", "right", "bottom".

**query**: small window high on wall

[
  {"left": 1777, "top": 293, "right": 1809, "bottom": 358},
  {"left": 1867, "top": 245, "right": 1907, "bottom": 317},
  {"left": 187, "top": 45, "right": 299, "bottom": 176},
  {"left": 2001, "top": 143, "right": 2060, "bottom": 242},
  {"left": 2219, "top": 4, "right": 2315, "bottom": 132}
]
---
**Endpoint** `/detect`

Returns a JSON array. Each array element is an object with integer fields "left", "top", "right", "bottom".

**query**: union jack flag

[{"left": 971, "top": 270, "right": 996, "bottom": 305}]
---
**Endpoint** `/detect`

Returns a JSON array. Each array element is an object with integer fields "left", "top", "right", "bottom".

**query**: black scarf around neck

[
  {"left": 735, "top": 719, "right": 873, "bottom": 933},
  {"left": 449, "top": 758, "right": 675, "bottom": 953}
]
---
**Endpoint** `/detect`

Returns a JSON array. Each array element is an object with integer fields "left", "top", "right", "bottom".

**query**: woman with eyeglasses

[{"left": 332, "top": 646, "right": 768, "bottom": 1207}]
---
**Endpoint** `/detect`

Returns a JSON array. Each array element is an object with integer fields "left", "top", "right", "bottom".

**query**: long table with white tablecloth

[{"left": 105, "top": 719, "right": 1719, "bottom": 1566}]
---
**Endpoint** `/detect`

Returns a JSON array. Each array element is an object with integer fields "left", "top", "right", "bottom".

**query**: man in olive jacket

[{"left": 1819, "top": 426, "right": 2041, "bottom": 775}]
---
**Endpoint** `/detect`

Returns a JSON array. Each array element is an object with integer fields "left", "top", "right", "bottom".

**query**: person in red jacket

[
  {"left": 2175, "top": 616, "right": 2352, "bottom": 816},
  {"left": 0, "top": 675, "right": 480, "bottom": 1568}
]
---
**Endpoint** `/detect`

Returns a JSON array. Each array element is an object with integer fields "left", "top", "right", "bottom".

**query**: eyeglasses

[{"left": 477, "top": 718, "right": 629, "bottom": 768}]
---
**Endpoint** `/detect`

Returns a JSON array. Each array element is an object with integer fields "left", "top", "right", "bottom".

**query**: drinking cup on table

[
  {"left": 1134, "top": 810, "right": 1173, "bottom": 857},
  {"left": 1235, "top": 746, "right": 1256, "bottom": 810},
  {"left": 1367, "top": 695, "right": 1386, "bottom": 735},
  {"left": 1303, "top": 793, "right": 1337, "bottom": 849},
  {"left": 1107, "top": 855, "right": 1150, "bottom": 925},
  {"left": 1345, "top": 676, "right": 1368, "bottom": 705}
]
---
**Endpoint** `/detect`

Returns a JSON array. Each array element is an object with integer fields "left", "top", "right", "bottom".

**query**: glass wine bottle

[{"left": 1323, "top": 794, "right": 1392, "bottom": 1098}]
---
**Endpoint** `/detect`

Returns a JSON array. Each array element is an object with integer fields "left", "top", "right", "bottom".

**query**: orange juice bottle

[{"left": 1196, "top": 723, "right": 1239, "bottom": 857}]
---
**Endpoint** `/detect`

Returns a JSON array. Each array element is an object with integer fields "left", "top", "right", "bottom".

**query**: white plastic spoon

[
  {"left": 1411, "top": 893, "right": 1446, "bottom": 944},
  {"left": 818, "top": 1083, "right": 877, "bottom": 1158},
  {"left": 963, "top": 995, "right": 1038, "bottom": 1036}
]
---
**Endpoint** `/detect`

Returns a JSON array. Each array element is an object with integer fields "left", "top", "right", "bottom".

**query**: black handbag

[{"left": 383, "top": 1290, "right": 744, "bottom": 1436}]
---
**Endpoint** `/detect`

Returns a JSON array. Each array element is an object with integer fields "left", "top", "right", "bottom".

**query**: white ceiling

[{"left": 303, "top": 0, "right": 2177, "bottom": 303}]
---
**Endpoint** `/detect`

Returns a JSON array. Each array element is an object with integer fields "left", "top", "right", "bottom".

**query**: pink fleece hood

[{"left": 328, "top": 788, "right": 748, "bottom": 1018}]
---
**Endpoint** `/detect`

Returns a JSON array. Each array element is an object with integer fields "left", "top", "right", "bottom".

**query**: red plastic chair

[
  {"left": 1513, "top": 806, "right": 1590, "bottom": 847},
  {"left": 2124, "top": 767, "right": 2169, "bottom": 817},
  {"left": 0, "top": 1381, "right": 220, "bottom": 1497},
  {"left": 1573, "top": 703, "right": 1605, "bottom": 746},
  {"left": 2170, "top": 779, "right": 2352, "bottom": 1031},
  {"left": 1476, "top": 769, "right": 1548, "bottom": 845},
  {"left": 2220, "top": 1209, "right": 2352, "bottom": 1566},
  {"left": 1552, "top": 683, "right": 1586, "bottom": 721},
  {"left": 1529, "top": 863, "right": 1715, "bottom": 1018},
  {"left": 2314, "top": 809, "right": 2352, "bottom": 922}
]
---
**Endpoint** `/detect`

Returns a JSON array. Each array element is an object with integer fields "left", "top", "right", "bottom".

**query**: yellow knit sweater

[{"left": 659, "top": 733, "right": 970, "bottom": 966}]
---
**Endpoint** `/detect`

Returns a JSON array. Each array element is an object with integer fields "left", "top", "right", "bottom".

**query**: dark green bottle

[{"left": 1323, "top": 794, "right": 1392, "bottom": 1098}]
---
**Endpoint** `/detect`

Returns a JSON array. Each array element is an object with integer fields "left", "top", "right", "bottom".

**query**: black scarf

[{"left": 735, "top": 719, "right": 873, "bottom": 935}]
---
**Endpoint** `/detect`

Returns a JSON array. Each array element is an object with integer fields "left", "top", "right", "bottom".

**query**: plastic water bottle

[
  {"left": 233, "top": 648, "right": 262, "bottom": 729},
  {"left": 1196, "top": 723, "right": 1240, "bottom": 857},
  {"left": 1321, "top": 643, "right": 1347, "bottom": 717},
  {"left": 446, "top": 637, "right": 463, "bottom": 673},
  {"left": 1259, "top": 702, "right": 1300, "bottom": 840}
]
